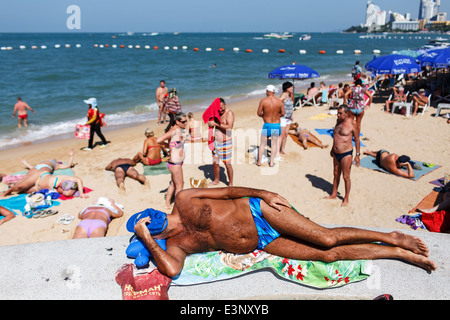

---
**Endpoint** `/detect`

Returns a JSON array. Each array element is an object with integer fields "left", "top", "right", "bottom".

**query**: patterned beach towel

[{"left": 171, "top": 250, "right": 370, "bottom": 289}]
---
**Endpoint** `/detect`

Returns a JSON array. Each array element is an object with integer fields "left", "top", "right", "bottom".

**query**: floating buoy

[
  {"left": 233, "top": 47, "right": 239, "bottom": 52},
  {"left": 76, "top": 44, "right": 81, "bottom": 48},
  {"left": 373, "top": 49, "right": 380, "bottom": 54},
  {"left": 120, "top": 45, "right": 125, "bottom": 48},
  {"left": 144, "top": 45, "right": 150, "bottom": 49},
  {"left": 164, "top": 46, "right": 169, "bottom": 50},
  {"left": 41, "top": 45, "right": 47, "bottom": 49},
  {"left": 136, "top": 45, "right": 141, "bottom": 49},
  {"left": 19, "top": 45, "right": 26, "bottom": 50},
  {"left": 99, "top": 44, "right": 104, "bottom": 48},
  {"left": 336, "top": 50, "right": 344, "bottom": 54},
  {"left": 54, "top": 44, "right": 61, "bottom": 48},
  {"left": 173, "top": 46, "right": 178, "bottom": 50},
  {"left": 354, "top": 49, "right": 361, "bottom": 54},
  {"left": 205, "top": 47, "right": 212, "bottom": 51},
  {"left": 112, "top": 44, "right": 117, "bottom": 48},
  {"left": 65, "top": 44, "right": 71, "bottom": 48},
  {"left": 105, "top": 44, "right": 109, "bottom": 48},
  {"left": 262, "top": 49, "right": 269, "bottom": 53},
  {"left": 246, "top": 49, "right": 252, "bottom": 53},
  {"left": 182, "top": 46, "right": 188, "bottom": 50},
  {"left": 94, "top": 44, "right": 99, "bottom": 48},
  {"left": 299, "top": 49, "right": 306, "bottom": 54},
  {"left": 278, "top": 49, "right": 285, "bottom": 53},
  {"left": 319, "top": 50, "right": 326, "bottom": 54},
  {"left": 193, "top": 48, "right": 199, "bottom": 51},
  {"left": 128, "top": 45, "right": 133, "bottom": 49},
  {"left": 219, "top": 48, "right": 225, "bottom": 51},
  {"left": 153, "top": 46, "right": 159, "bottom": 50},
  {"left": 31, "top": 46, "right": 38, "bottom": 49}
]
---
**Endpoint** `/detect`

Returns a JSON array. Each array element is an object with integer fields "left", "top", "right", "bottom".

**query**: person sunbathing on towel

[
  {"left": 2, "top": 171, "right": 87, "bottom": 198},
  {"left": 105, "top": 158, "right": 150, "bottom": 192},
  {"left": 363, "top": 149, "right": 415, "bottom": 179},
  {"left": 289, "top": 123, "right": 328, "bottom": 149},
  {"left": 73, "top": 197, "right": 124, "bottom": 239},
  {"left": 133, "top": 186, "right": 437, "bottom": 278},
  {"left": 1, "top": 150, "right": 76, "bottom": 197}
]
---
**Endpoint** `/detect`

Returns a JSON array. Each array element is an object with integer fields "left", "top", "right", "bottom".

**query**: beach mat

[
  {"left": 409, "top": 190, "right": 445, "bottom": 214},
  {"left": 429, "top": 177, "right": 449, "bottom": 188},
  {"left": 171, "top": 250, "right": 370, "bottom": 289},
  {"left": 314, "top": 128, "right": 366, "bottom": 147},
  {"left": 288, "top": 133, "right": 322, "bottom": 149},
  {"left": 359, "top": 156, "right": 441, "bottom": 181},
  {"left": 143, "top": 162, "right": 170, "bottom": 176},
  {"left": 0, "top": 193, "right": 60, "bottom": 214},
  {"left": 13, "top": 167, "right": 75, "bottom": 176}
]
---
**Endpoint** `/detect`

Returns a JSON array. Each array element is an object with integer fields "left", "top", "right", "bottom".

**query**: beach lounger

[
  {"left": 298, "top": 95, "right": 318, "bottom": 108},
  {"left": 435, "top": 103, "right": 450, "bottom": 118}
]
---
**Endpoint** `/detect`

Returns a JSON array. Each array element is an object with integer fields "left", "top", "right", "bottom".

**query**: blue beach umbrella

[
  {"left": 268, "top": 64, "right": 320, "bottom": 80},
  {"left": 416, "top": 47, "right": 450, "bottom": 69},
  {"left": 364, "top": 54, "right": 421, "bottom": 75}
]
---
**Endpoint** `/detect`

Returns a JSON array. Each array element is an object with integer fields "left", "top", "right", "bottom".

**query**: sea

[{"left": 0, "top": 32, "right": 435, "bottom": 150}]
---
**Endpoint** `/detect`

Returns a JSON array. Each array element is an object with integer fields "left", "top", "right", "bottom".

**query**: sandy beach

[{"left": 0, "top": 89, "right": 449, "bottom": 247}]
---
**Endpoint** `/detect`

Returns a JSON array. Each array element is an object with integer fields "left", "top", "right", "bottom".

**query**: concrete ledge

[{"left": 0, "top": 225, "right": 448, "bottom": 300}]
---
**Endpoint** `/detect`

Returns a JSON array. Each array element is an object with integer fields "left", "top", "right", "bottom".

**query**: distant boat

[
  {"left": 421, "top": 37, "right": 449, "bottom": 50},
  {"left": 299, "top": 34, "right": 311, "bottom": 41},
  {"left": 150, "top": 32, "right": 159, "bottom": 36},
  {"left": 264, "top": 32, "right": 293, "bottom": 39}
]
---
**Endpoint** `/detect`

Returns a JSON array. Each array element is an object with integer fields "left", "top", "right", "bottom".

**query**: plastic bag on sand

[{"left": 115, "top": 263, "right": 171, "bottom": 300}]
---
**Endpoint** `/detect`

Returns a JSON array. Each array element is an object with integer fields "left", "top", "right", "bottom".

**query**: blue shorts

[
  {"left": 261, "top": 123, "right": 281, "bottom": 138},
  {"left": 248, "top": 197, "right": 280, "bottom": 249}
]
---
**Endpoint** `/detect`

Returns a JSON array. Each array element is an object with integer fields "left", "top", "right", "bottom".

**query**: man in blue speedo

[
  {"left": 133, "top": 187, "right": 437, "bottom": 278},
  {"left": 256, "top": 85, "right": 285, "bottom": 167}
]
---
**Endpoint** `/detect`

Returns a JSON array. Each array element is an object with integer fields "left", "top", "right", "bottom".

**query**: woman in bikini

[
  {"left": 132, "top": 129, "right": 168, "bottom": 166},
  {"left": 1, "top": 150, "right": 76, "bottom": 197},
  {"left": 344, "top": 79, "right": 372, "bottom": 133},
  {"left": 157, "top": 112, "right": 187, "bottom": 209},
  {"left": 289, "top": 123, "right": 328, "bottom": 150},
  {"left": 72, "top": 197, "right": 124, "bottom": 239},
  {"left": 34, "top": 173, "right": 88, "bottom": 198}
]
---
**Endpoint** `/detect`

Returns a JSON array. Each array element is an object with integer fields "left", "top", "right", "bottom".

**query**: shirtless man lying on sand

[
  {"left": 363, "top": 149, "right": 415, "bottom": 179},
  {"left": 133, "top": 187, "right": 436, "bottom": 278},
  {"left": 105, "top": 158, "right": 150, "bottom": 192}
]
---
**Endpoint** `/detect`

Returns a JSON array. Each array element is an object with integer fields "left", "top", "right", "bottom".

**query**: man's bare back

[{"left": 257, "top": 96, "right": 284, "bottom": 123}]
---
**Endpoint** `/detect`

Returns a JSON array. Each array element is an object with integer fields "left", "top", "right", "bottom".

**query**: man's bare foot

[
  {"left": 119, "top": 182, "right": 125, "bottom": 195},
  {"left": 401, "top": 249, "right": 437, "bottom": 272},
  {"left": 144, "top": 179, "right": 151, "bottom": 189},
  {"left": 390, "top": 231, "right": 430, "bottom": 257},
  {"left": 341, "top": 199, "right": 349, "bottom": 206},
  {"left": 209, "top": 180, "right": 219, "bottom": 186},
  {"left": 324, "top": 194, "right": 337, "bottom": 200}
]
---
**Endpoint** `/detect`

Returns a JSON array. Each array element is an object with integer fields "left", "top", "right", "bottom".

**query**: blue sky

[{"left": 0, "top": 0, "right": 449, "bottom": 33}]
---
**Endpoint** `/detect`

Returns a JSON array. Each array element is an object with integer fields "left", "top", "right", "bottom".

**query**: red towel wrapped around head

[{"left": 202, "top": 98, "right": 222, "bottom": 151}]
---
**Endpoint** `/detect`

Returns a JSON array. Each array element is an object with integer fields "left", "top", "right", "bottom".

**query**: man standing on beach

[
  {"left": 257, "top": 85, "right": 285, "bottom": 167},
  {"left": 156, "top": 80, "right": 168, "bottom": 125},
  {"left": 208, "top": 98, "right": 234, "bottom": 186},
  {"left": 324, "top": 105, "right": 360, "bottom": 206},
  {"left": 12, "top": 97, "right": 36, "bottom": 128}
]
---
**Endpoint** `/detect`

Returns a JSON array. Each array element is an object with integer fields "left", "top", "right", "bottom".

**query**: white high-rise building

[
  {"left": 419, "top": 0, "right": 440, "bottom": 20},
  {"left": 364, "top": 1, "right": 387, "bottom": 27}
]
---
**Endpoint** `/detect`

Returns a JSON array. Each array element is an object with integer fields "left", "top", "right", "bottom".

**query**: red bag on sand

[
  {"left": 115, "top": 264, "right": 172, "bottom": 300},
  {"left": 421, "top": 210, "right": 450, "bottom": 233}
]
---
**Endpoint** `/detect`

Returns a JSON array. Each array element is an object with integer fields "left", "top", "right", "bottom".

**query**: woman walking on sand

[{"left": 157, "top": 112, "right": 187, "bottom": 209}]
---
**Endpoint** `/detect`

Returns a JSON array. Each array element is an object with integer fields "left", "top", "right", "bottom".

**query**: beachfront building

[
  {"left": 364, "top": 1, "right": 387, "bottom": 30},
  {"left": 419, "top": 0, "right": 440, "bottom": 20}
]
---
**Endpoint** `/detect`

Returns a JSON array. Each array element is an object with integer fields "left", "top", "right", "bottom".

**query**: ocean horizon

[{"left": 0, "top": 31, "right": 436, "bottom": 150}]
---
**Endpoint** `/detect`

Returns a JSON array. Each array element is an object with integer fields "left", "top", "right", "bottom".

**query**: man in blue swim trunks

[
  {"left": 324, "top": 105, "right": 360, "bottom": 206},
  {"left": 257, "top": 85, "right": 285, "bottom": 167},
  {"left": 134, "top": 187, "right": 436, "bottom": 277}
]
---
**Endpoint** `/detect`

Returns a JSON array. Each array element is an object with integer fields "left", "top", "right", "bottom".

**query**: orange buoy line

[
  {"left": 319, "top": 50, "right": 326, "bottom": 54},
  {"left": 245, "top": 49, "right": 252, "bottom": 53},
  {"left": 278, "top": 49, "right": 285, "bottom": 53}
]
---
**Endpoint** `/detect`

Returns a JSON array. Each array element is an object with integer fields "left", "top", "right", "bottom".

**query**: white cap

[
  {"left": 83, "top": 97, "right": 97, "bottom": 107},
  {"left": 266, "top": 85, "right": 277, "bottom": 93}
]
